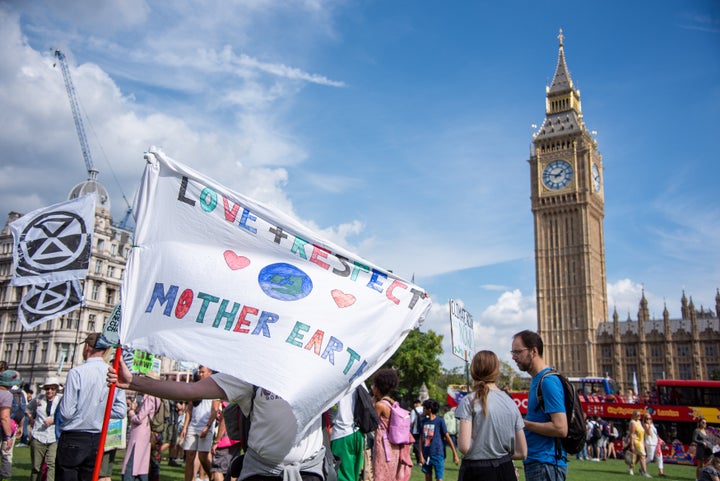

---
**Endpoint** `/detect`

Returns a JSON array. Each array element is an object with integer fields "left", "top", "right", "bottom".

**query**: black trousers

[
  {"left": 56, "top": 431, "right": 101, "bottom": 481},
  {"left": 458, "top": 456, "right": 516, "bottom": 481}
]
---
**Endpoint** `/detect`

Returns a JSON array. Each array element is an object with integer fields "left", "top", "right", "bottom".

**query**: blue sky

[{"left": 1, "top": 1, "right": 718, "bottom": 371}]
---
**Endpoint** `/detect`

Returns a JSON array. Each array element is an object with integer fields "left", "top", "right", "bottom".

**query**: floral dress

[{"left": 372, "top": 402, "right": 412, "bottom": 481}]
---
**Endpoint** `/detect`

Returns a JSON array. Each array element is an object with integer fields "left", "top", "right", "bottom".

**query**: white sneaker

[
  {"left": 628, "top": 468, "right": 634, "bottom": 476},
  {"left": 642, "top": 473, "right": 652, "bottom": 478}
]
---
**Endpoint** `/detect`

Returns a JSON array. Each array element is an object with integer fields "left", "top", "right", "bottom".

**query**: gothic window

[
  {"left": 601, "top": 346, "right": 612, "bottom": 358},
  {"left": 626, "top": 365, "right": 637, "bottom": 382},
  {"left": 602, "top": 364, "right": 613, "bottom": 377},
  {"left": 650, "top": 345, "right": 664, "bottom": 358},
  {"left": 625, "top": 345, "right": 637, "bottom": 357},
  {"left": 677, "top": 344, "right": 690, "bottom": 357},
  {"left": 678, "top": 363, "right": 692, "bottom": 380},
  {"left": 651, "top": 364, "right": 664, "bottom": 381},
  {"left": 705, "top": 344, "right": 718, "bottom": 357}
]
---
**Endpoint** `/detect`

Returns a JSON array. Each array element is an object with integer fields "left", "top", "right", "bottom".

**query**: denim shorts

[
  {"left": 523, "top": 461, "right": 567, "bottom": 481},
  {"left": 421, "top": 454, "right": 445, "bottom": 480}
]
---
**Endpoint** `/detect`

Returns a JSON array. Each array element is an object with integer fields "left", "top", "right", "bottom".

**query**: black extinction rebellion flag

[{"left": 10, "top": 195, "right": 96, "bottom": 328}]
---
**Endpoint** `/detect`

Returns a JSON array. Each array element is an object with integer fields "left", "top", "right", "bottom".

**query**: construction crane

[{"left": 54, "top": 49, "right": 99, "bottom": 181}]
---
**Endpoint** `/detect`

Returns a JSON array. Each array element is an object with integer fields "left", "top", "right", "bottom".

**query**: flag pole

[{"left": 92, "top": 345, "right": 122, "bottom": 481}]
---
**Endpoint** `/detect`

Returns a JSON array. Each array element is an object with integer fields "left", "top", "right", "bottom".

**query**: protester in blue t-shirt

[
  {"left": 512, "top": 330, "right": 569, "bottom": 481},
  {"left": 418, "top": 399, "right": 459, "bottom": 481}
]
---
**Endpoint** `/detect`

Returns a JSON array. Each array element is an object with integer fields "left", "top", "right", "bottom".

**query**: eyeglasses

[{"left": 510, "top": 348, "right": 530, "bottom": 356}]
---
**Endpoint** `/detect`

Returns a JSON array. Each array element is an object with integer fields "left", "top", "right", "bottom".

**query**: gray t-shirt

[
  {"left": 455, "top": 390, "right": 524, "bottom": 460},
  {"left": 211, "top": 373, "right": 322, "bottom": 465}
]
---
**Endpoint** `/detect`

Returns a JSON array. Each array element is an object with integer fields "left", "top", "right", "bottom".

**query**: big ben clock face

[
  {"left": 591, "top": 163, "right": 601, "bottom": 193},
  {"left": 542, "top": 160, "right": 573, "bottom": 190}
]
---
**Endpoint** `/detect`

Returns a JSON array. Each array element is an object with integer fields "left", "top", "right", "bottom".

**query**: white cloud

[
  {"left": 0, "top": 6, "right": 351, "bottom": 245},
  {"left": 607, "top": 279, "right": 645, "bottom": 319}
]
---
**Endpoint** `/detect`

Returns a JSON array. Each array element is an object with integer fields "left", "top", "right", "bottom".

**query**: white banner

[
  {"left": 121, "top": 149, "right": 431, "bottom": 439},
  {"left": 10, "top": 194, "right": 96, "bottom": 286},
  {"left": 18, "top": 280, "right": 84, "bottom": 329},
  {"left": 449, "top": 298, "right": 474, "bottom": 362}
]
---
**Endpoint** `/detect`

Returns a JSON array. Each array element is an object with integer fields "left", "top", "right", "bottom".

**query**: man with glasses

[
  {"left": 511, "top": 330, "right": 568, "bottom": 481},
  {"left": 26, "top": 377, "right": 62, "bottom": 481}
]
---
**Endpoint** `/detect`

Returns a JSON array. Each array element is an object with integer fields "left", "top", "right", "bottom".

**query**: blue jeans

[{"left": 524, "top": 461, "right": 567, "bottom": 481}]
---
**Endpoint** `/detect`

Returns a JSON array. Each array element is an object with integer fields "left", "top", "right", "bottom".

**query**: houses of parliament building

[
  {"left": 0, "top": 30, "right": 718, "bottom": 394},
  {"left": 529, "top": 30, "right": 720, "bottom": 395}
]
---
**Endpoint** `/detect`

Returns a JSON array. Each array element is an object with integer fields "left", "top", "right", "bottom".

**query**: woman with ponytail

[{"left": 456, "top": 350, "right": 527, "bottom": 481}]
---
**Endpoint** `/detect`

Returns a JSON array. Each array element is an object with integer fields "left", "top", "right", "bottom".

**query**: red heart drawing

[
  {"left": 224, "top": 250, "right": 250, "bottom": 270},
  {"left": 331, "top": 289, "right": 356, "bottom": 308}
]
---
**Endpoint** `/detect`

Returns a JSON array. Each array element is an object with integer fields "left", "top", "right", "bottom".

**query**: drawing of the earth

[{"left": 257, "top": 263, "right": 313, "bottom": 301}]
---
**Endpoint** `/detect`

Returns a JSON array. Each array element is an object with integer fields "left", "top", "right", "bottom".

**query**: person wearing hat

[
  {"left": 26, "top": 376, "right": 62, "bottom": 481},
  {"left": 56, "top": 333, "right": 126, "bottom": 481},
  {"left": 0, "top": 369, "right": 22, "bottom": 480}
]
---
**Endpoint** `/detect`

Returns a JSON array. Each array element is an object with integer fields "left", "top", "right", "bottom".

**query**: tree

[
  {"left": 436, "top": 366, "right": 467, "bottom": 389},
  {"left": 382, "top": 328, "right": 443, "bottom": 404}
]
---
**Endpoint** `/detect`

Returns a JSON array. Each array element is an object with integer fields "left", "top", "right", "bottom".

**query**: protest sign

[
  {"left": 121, "top": 149, "right": 431, "bottom": 438},
  {"left": 449, "top": 298, "right": 474, "bottom": 362}
]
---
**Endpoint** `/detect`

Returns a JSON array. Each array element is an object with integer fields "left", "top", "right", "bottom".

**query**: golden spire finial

[{"left": 558, "top": 28, "right": 564, "bottom": 47}]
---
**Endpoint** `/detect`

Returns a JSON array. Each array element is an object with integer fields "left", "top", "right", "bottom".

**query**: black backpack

[
  {"left": 536, "top": 369, "right": 586, "bottom": 456},
  {"left": 223, "top": 386, "right": 258, "bottom": 444},
  {"left": 353, "top": 385, "right": 380, "bottom": 434}
]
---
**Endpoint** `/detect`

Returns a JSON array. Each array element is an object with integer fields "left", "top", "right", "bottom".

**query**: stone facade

[
  {"left": 529, "top": 31, "right": 720, "bottom": 393},
  {"left": 529, "top": 30, "right": 608, "bottom": 377},
  {"left": 0, "top": 179, "right": 178, "bottom": 391},
  {"left": 596, "top": 292, "right": 720, "bottom": 394}
]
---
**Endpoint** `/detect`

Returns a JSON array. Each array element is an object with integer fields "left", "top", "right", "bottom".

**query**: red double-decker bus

[{"left": 509, "top": 378, "right": 720, "bottom": 465}]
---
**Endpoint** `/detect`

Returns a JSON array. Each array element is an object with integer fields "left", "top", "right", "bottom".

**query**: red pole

[{"left": 92, "top": 345, "right": 122, "bottom": 481}]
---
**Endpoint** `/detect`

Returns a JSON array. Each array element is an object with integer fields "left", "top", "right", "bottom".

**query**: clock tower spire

[{"left": 529, "top": 30, "right": 608, "bottom": 377}]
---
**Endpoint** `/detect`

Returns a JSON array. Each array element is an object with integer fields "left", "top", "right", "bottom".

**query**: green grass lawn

[
  {"left": 9, "top": 445, "right": 697, "bottom": 481},
  {"left": 8, "top": 445, "right": 185, "bottom": 480},
  {"left": 408, "top": 457, "right": 698, "bottom": 481}
]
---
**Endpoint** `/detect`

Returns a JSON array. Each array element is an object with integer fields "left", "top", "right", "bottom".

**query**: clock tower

[{"left": 529, "top": 30, "right": 607, "bottom": 376}]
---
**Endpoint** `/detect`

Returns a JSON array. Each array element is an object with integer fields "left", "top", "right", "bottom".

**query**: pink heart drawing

[
  {"left": 223, "top": 250, "right": 251, "bottom": 270},
  {"left": 331, "top": 289, "right": 356, "bottom": 308}
]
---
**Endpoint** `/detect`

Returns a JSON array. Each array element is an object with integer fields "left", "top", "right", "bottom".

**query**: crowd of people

[{"left": 0, "top": 329, "right": 716, "bottom": 481}]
